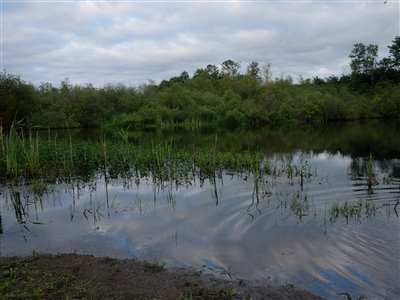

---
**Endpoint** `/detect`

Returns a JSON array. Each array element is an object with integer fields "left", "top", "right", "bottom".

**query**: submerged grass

[
  {"left": 330, "top": 200, "right": 365, "bottom": 223},
  {"left": 289, "top": 192, "right": 309, "bottom": 220}
]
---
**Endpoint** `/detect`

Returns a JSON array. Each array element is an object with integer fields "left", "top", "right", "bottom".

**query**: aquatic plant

[
  {"left": 367, "top": 153, "right": 375, "bottom": 193},
  {"left": 365, "top": 200, "right": 378, "bottom": 217},
  {"left": 9, "top": 189, "right": 28, "bottom": 225},
  {"left": 289, "top": 192, "right": 309, "bottom": 219},
  {"left": 330, "top": 200, "right": 363, "bottom": 223},
  {"left": 22, "top": 130, "right": 40, "bottom": 177},
  {"left": 3, "top": 121, "right": 22, "bottom": 177},
  {"left": 31, "top": 180, "right": 47, "bottom": 197},
  {"left": 287, "top": 163, "right": 293, "bottom": 179},
  {"left": 0, "top": 129, "right": 293, "bottom": 189},
  {"left": 118, "top": 128, "right": 130, "bottom": 144}
]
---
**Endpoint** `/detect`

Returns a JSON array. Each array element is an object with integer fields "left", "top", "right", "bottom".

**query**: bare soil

[{"left": 0, "top": 253, "right": 324, "bottom": 299}]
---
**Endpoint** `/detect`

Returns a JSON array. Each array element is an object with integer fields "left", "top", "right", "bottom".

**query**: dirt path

[{"left": 0, "top": 254, "right": 324, "bottom": 299}]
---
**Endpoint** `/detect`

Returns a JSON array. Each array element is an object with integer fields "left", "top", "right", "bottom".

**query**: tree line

[{"left": 1, "top": 36, "right": 399, "bottom": 130}]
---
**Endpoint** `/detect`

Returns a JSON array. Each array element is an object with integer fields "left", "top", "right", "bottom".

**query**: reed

[
  {"left": 4, "top": 121, "right": 22, "bottom": 177},
  {"left": 330, "top": 200, "right": 363, "bottom": 223},
  {"left": 10, "top": 189, "right": 28, "bottom": 224},
  {"left": 289, "top": 192, "right": 309, "bottom": 219},
  {"left": 22, "top": 130, "right": 40, "bottom": 176},
  {"left": 0, "top": 132, "right": 285, "bottom": 187},
  {"left": 101, "top": 136, "right": 108, "bottom": 180},
  {"left": 0, "top": 122, "right": 4, "bottom": 156},
  {"left": 287, "top": 163, "right": 293, "bottom": 179},
  {"left": 118, "top": 128, "right": 129, "bottom": 144},
  {"left": 367, "top": 153, "right": 375, "bottom": 193}
]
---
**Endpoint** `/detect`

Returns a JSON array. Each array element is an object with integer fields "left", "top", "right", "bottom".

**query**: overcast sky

[{"left": 2, "top": 0, "right": 399, "bottom": 87}]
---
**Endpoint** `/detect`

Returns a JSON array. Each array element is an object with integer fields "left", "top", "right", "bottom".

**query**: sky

[{"left": 1, "top": 0, "right": 399, "bottom": 87}]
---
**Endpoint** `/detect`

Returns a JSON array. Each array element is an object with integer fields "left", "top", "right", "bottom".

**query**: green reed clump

[
  {"left": 0, "top": 131, "right": 276, "bottom": 186},
  {"left": 31, "top": 180, "right": 47, "bottom": 197},
  {"left": 22, "top": 130, "right": 40, "bottom": 177},
  {"left": 365, "top": 200, "right": 378, "bottom": 217},
  {"left": 0, "top": 121, "right": 41, "bottom": 178},
  {"left": 289, "top": 192, "right": 309, "bottom": 219},
  {"left": 0, "top": 123, "right": 4, "bottom": 157},
  {"left": 3, "top": 121, "right": 22, "bottom": 177},
  {"left": 330, "top": 200, "right": 363, "bottom": 223}
]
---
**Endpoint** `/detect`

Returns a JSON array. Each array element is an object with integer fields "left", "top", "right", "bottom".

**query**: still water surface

[{"left": 1, "top": 121, "right": 399, "bottom": 299}]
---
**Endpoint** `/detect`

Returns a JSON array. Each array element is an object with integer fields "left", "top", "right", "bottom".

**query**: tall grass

[
  {"left": 0, "top": 122, "right": 4, "bottom": 157},
  {"left": 4, "top": 122, "right": 20, "bottom": 177},
  {"left": 0, "top": 127, "right": 283, "bottom": 186},
  {"left": 22, "top": 130, "right": 40, "bottom": 177}
]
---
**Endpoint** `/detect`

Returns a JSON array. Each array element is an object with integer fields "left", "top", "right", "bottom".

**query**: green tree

[
  {"left": 205, "top": 64, "right": 220, "bottom": 80},
  {"left": 221, "top": 60, "right": 240, "bottom": 77},
  {"left": 388, "top": 36, "right": 400, "bottom": 70},
  {"left": 246, "top": 61, "right": 261, "bottom": 81},
  {"left": 0, "top": 71, "right": 35, "bottom": 127},
  {"left": 349, "top": 43, "right": 378, "bottom": 75}
]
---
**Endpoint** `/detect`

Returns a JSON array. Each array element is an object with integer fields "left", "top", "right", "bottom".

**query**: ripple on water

[{"left": 1, "top": 154, "right": 399, "bottom": 300}]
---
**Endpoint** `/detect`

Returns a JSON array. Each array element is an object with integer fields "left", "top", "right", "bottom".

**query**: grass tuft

[{"left": 143, "top": 257, "right": 166, "bottom": 272}]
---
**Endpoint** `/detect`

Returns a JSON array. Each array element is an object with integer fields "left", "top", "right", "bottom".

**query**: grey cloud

[{"left": 3, "top": 1, "right": 399, "bottom": 86}]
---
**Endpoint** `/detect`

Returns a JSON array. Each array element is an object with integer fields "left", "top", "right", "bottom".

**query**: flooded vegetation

[{"left": 1, "top": 120, "right": 399, "bottom": 299}]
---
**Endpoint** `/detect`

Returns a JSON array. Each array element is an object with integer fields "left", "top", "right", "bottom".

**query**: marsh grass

[
  {"left": 4, "top": 121, "right": 22, "bottom": 177},
  {"left": 118, "top": 128, "right": 130, "bottom": 144},
  {"left": 22, "top": 130, "right": 40, "bottom": 177},
  {"left": 365, "top": 200, "right": 378, "bottom": 217},
  {"left": 143, "top": 257, "right": 166, "bottom": 272},
  {"left": 367, "top": 153, "right": 376, "bottom": 194},
  {"left": 0, "top": 128, "right": 305, "bottom": 190},
  {"left": 289, "top": 192, "right": 309, "bottom": 220},
  {"left": 31, "top": 180, "right": 47, "bottom": 197},
  {"left": 330, "top": 200, "right": 363, "bottom": 223}
]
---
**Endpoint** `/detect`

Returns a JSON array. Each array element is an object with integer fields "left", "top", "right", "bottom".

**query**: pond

[{"left": 1, "top": 120, "right": 399, "bottom": 299}]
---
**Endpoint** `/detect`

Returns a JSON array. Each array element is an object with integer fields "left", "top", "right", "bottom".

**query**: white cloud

[{"left": 2, "top": 1, "right": 399, "bottom": 86}]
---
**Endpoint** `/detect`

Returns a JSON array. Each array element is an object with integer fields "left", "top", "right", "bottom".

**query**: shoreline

[{"left": 0, "top": 253, "right": 324, "bottom": 299}]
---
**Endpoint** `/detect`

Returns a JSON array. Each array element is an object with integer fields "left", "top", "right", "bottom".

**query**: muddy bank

[{"left": 0, "top": 253, "right": 325, "bottom": 299}]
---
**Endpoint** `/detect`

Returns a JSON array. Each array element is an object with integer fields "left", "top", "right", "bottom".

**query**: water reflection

[
  {"left": 1, "top": 152, "right": 400, "bottom": 298},
  {"left": 39, "top": 120, "right": 400, "bottom": 159}
]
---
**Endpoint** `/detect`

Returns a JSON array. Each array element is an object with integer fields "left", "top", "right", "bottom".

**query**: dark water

[{"left": 1, "top": 121, "right": 399, "bottom": 299}]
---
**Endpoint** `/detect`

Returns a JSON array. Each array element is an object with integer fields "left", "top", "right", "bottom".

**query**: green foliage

[
  {"left": 350, "top": 43, "right": 378, "bottom": 75},
  {"left": 388, "top": 36, "right": 400, "bottom": 70},
  {"left": 0, "top": 72, "right": 35, "bottom": 127},
  {"left": 1, "top": 39, "right": 399, "bottom": 131}
]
